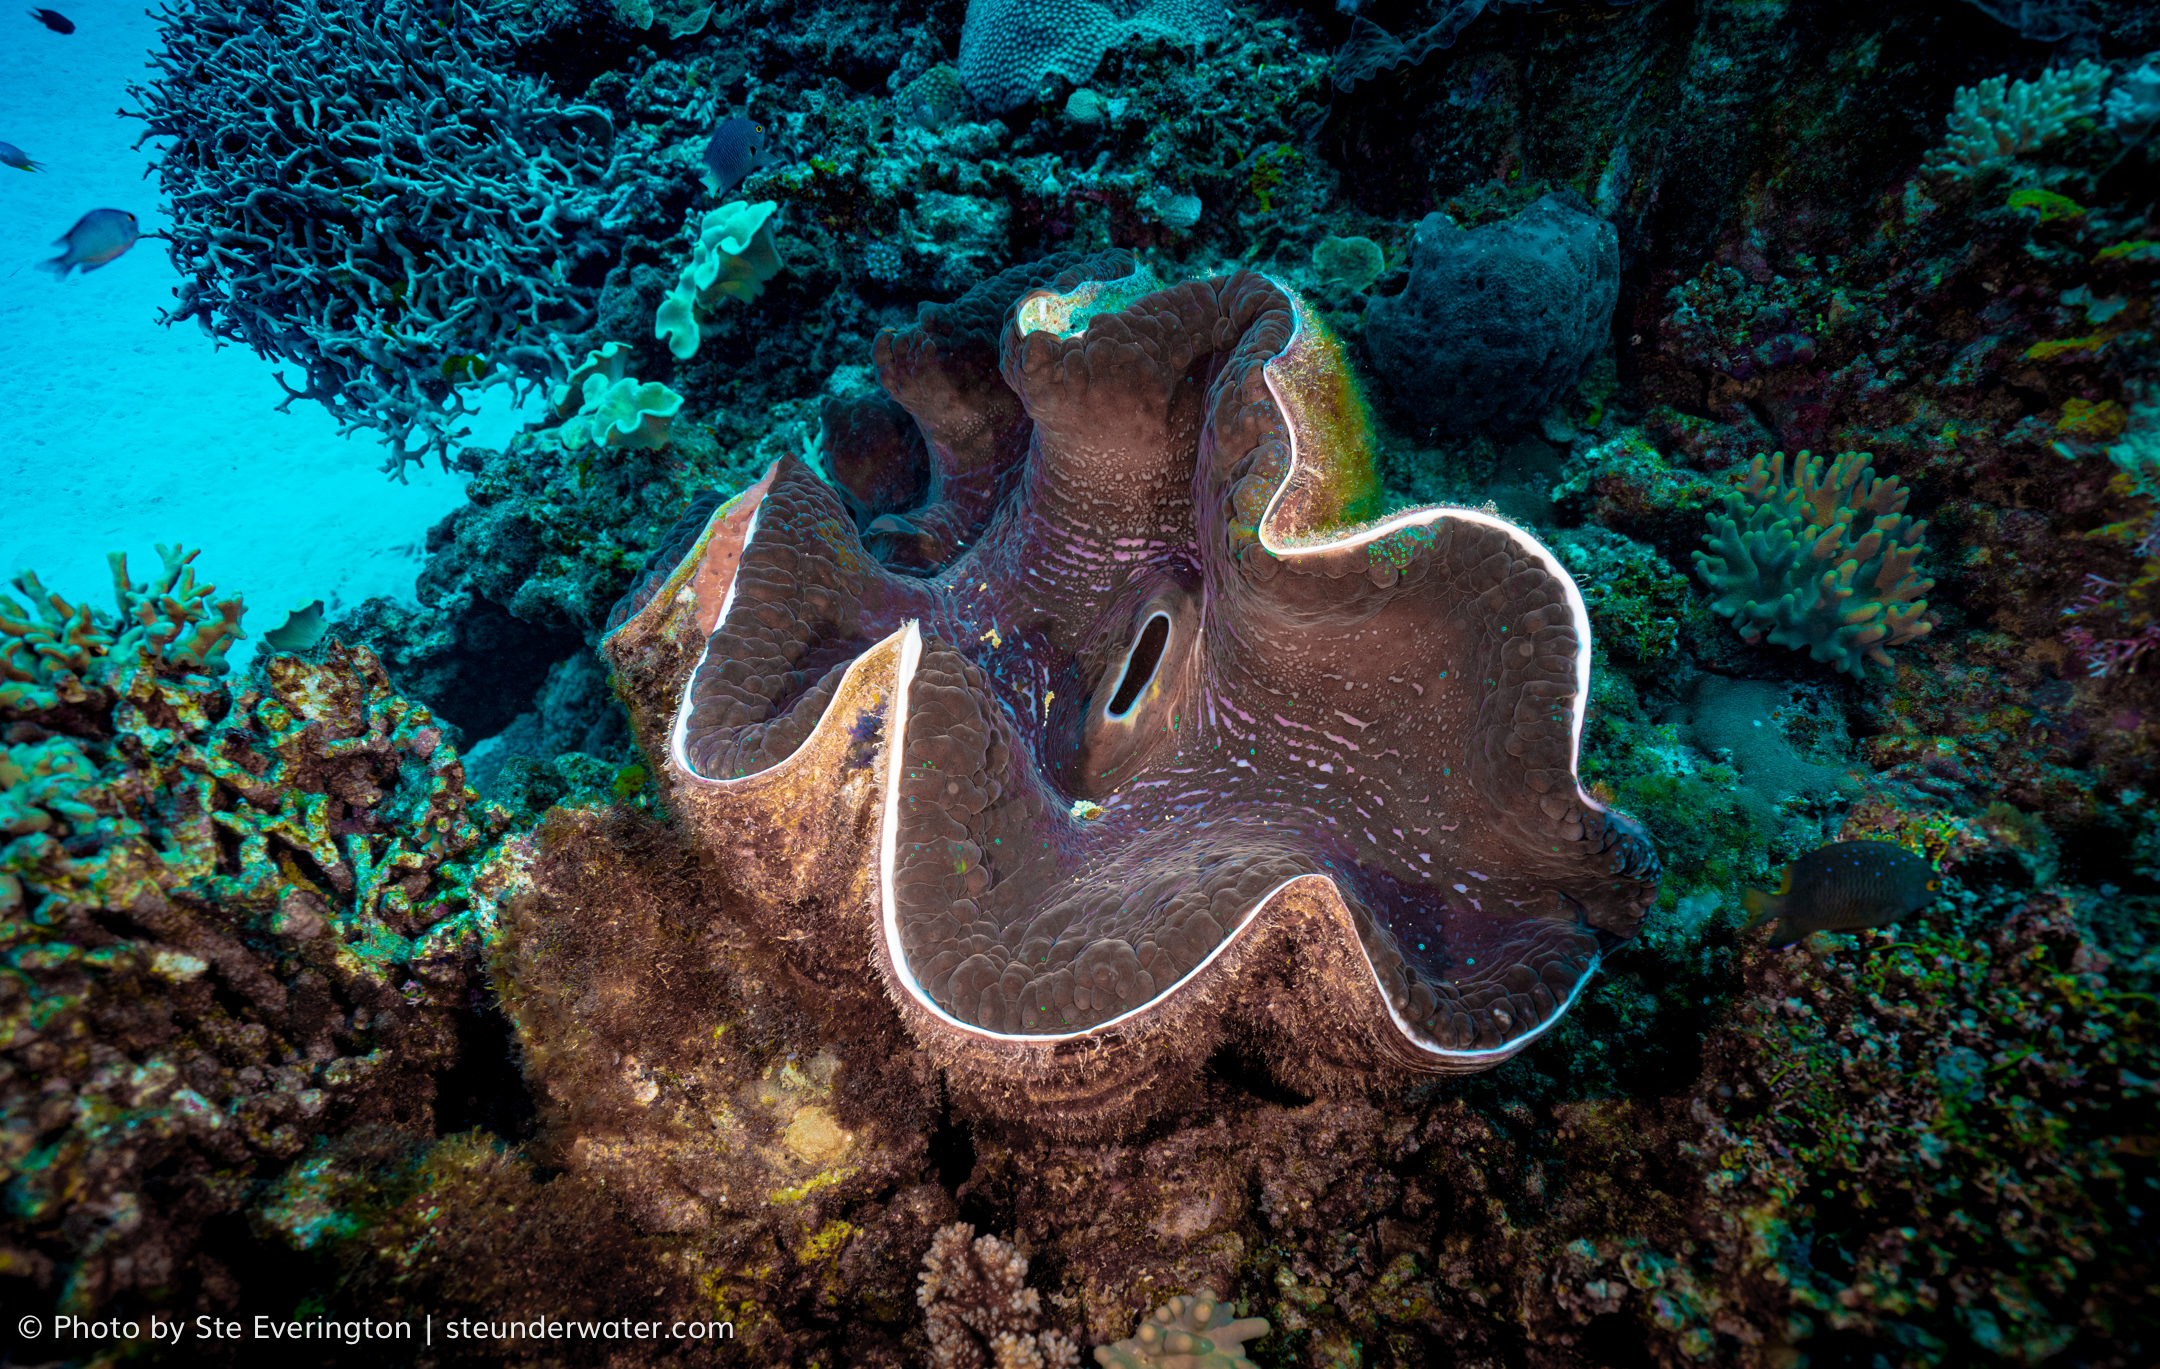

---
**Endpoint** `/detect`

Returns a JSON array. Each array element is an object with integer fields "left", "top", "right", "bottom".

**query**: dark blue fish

[
  {"left": 40, "top": 209, "right": 140, "bottom": 276},
  {"left": 1742, "top": 841, "right": 1941, "bottom": 946},
  {"left": 29, "top": 7, "right": 73, "bottom": 32},
  {"left": 701, "top": 115, "right": 781, "bottom": 198},
  {"left": 0, "top": 141, "right": 39, "bottom": 172}
]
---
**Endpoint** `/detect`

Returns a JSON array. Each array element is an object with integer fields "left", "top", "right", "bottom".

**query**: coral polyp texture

[
  {"left": 603, "top": 254, "right": 1659, "bottom": 1131},
  {"left": 1694, "top": 450, "right": 1937, "bottom": 678}
]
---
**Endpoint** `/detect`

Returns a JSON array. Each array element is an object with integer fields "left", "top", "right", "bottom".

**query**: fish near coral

[
  {"left": 28, "top": 7, "right": 72, "bottom": 32},
  {"left": 700, "top": 114, "right": 781, "bottom": 198},
  {"left": 0, "top": 141, "right": 39, "bottom": 171},
  {"left": 441, "top": 353, "right": 490, "bottom": 384},
  {"left": 40, "top": 209, "right": 140, "bottom": 276},
  {"left": 1742, "top": 841, "right": 1940, "bottom": 946}
]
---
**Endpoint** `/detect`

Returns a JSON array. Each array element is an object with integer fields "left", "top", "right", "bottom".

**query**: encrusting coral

[
  {"left": 1694, "top": 450, "right": 1937, "bottom": 678},
  {"left": 0, "top": 551, "right": 515, "bottom": 1311},
  {"left": 603, "top": 250, "right": 1659, "bottom": 1135}
]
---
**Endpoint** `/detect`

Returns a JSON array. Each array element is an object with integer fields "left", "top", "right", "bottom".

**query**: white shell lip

[
  {"left": 666, "top": 274, "right": 1615, "bottom": 1066},
  {"left": 1251, "top": 278, "right": 1603, "bottom": 805},
  {"left": 870, "top": 621, "right": 1597, "bottom": 1065}
]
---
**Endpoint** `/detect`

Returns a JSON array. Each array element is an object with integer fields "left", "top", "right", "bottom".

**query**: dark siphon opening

[{"left": 1106, "top": 613, "right": 1170, "bottom": 717}]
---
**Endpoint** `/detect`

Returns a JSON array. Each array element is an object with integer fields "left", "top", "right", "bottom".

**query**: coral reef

[
  {"left": 125, "top": 0, "right": 630, "bottom": 475},
  {"left": 1363, "top": 193, "right": 1619, "bottom": 434},
  {"left": 1, "top": 553, "right": 516, "bottom": 1314},
  {"left": 1694, "top": 451, "right": 1938, "bottom": 678},
  {"left": 64, "top": 0, "right": 2160, "bottom": 1362},
  {"left": 603, "top": 255, "right": 1658, "bottom": 1133}
]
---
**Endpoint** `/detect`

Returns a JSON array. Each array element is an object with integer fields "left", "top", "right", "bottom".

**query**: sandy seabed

[{"left": 0, "top": 2, "right": 527, "bottom": 666}]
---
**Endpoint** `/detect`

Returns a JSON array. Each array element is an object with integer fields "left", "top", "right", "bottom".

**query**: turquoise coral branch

[{"left": 1694, "top": 450, "right": 1937, "bottom": 677}]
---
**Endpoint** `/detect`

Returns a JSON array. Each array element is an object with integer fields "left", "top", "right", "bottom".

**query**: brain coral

[
  {"left": 1693, "top": 450, "right": 1937, "bottom": 677},
  {"left": 603, "top": 254, "right": 1658, "bottom": 1132},
  {"left": 1363, "top": 193, "right": 1619, "bottom": 434},
  {"left": 958, "top": 0, "right": 1228, "bottom": 114}
]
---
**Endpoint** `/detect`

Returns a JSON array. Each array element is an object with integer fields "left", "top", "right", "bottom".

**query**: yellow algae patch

[
  {"left": 1259, "top": 293, "right": 1383, "bottom": 546},
  {"left": 781, "top": 1104, "right": 851, "bottom": 1167},
  {"left": 769, "top": 1166, "right": 858, "bottom": 1203},
  {"left": 798, "top": 1218, "right": 860, "bottom": 1264}
]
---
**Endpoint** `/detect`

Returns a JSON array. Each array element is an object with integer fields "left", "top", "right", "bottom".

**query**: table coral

[
  {"left": 1, "top": 553, "right": 514, "bottom": 1314},
  {"left": 1694, "top": 450, "right": 1937, "bottom": 678},
  {"left": 124, "top": 0, "right": 629, "bottom": 475},
  {"left": 604, "top": 254, "right": 1658, "bottom": 1133}
]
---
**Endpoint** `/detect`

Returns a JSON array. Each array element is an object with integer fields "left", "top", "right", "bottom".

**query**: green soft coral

[
  {"left": 1694, "top": 450, "right": 1937, "bottom": 677},
  {"left": 558, "top": 374, "right": 685, "bottom": 452},
  {"left": 654, "top": 200, "right": 783, "bottom": 361}
]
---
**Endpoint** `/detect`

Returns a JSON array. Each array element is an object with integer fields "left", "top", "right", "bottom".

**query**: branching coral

[
  {"left": 1, "top": 546, "right": 243, "bottom": 713},
  {"left": 124, "top": 0, "right": 629, "bottom": 476},
  {"left": 1095, "top": 1291, "right": 1269, "bottom": 1369},
  {"left": 1, "top": 553, "right": 513, "bottom": 1311},
  {"left": 1924, "top": 60, "right": 2108, "bottom": 179},
  {"left": 917, "top": 1223, "right": 1081, "bottom": 1369},
  {"left": 1694, "top": 450, "right": 1937, "bottom": 677}
]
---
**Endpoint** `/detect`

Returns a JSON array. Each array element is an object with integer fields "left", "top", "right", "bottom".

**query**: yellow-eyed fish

[
  {"left": 1742, "top": 841, "right": 1940, "bottom": 946},
  {"left": 701, "top": 114, "right": 781, "bottom": 197},
  {"left": 0, "top": 141, "right": 39, "bottom": 171},
  {"left": 40, "top": 209, "right": 140, "bottom": 276}
]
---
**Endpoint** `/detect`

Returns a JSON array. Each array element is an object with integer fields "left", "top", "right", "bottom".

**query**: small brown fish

[
  {"left": 1742, "top": 841, "right": 1940, "bottom": 946},
  {"left": 441, "top": 353, "right": 489, "bottom": 384},
  {"left": 29, "top": 8, "right": 73, "bottom": 33},
  {"left": 40, "top": 208, "right": 140, "bottom": 276}
]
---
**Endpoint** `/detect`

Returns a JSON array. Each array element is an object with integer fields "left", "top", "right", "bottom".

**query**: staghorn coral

[
  {"left": 1923, "top": 60, "right": 2108, "bottom": 180},
  {"left": 1, "top": 553, "right": 515, "bottom": 1316},
  {"left": 918, "top": 1223, "right": 1081, "bottom": 1369},
  {"left": 124, "top": 0, "right": 628, "bottom": 476},
  {"left": 602, "top": 254, "right": 1658, "bottom": 1136},
  {"left": 1094, "top": 1290, "right": 1268, "bottom": 1368},
  {"left": 1694, "top": 450, "right": 1937, "bottom": 678}
]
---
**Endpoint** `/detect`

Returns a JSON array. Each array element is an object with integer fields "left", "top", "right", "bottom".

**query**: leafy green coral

[
  {"left": 654, "top": 199, "right": 783, "bottom": 361},
  {"left": 1694, "top": 450, "right": 1937, "bottom": 677}
]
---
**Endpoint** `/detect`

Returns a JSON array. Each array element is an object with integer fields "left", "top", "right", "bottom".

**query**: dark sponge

[{"left": 1363, "top": 193, "right": 1619, "bottom": 434}]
